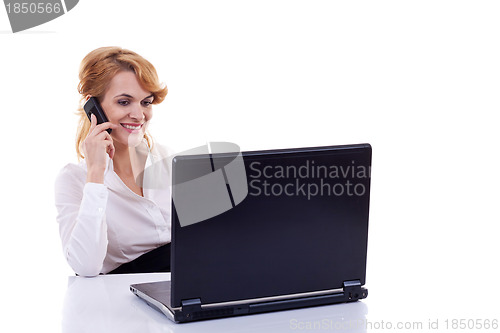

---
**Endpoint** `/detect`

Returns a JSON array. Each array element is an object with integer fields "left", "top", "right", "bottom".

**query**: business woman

[{"left": 55, "top": 47, "right": 171, "bottom": 277}]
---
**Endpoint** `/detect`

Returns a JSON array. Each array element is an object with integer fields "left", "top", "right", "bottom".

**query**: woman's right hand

[{"left": 83, "top": 114, "right": 118, "bottom": 183}]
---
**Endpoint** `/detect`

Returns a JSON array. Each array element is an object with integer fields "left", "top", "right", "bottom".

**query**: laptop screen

[{"left": 170, "top": 144, "right": 371, "bottom": 308}]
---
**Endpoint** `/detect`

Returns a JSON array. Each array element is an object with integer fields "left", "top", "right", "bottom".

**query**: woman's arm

[
  {"left": 55, "top": 113, "right": 118, "bottom": 276},
  {"left": 55, "top": 165, "right": 109, "bottom": 277}
]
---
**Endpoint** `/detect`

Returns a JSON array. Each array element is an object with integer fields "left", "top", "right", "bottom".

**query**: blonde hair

[{"left": 76, "top": 47, "right": 168, "bottom": 160}]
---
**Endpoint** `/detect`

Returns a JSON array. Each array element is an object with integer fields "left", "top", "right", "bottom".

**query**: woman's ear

[{"left": 84, "top": 95, "right": 92, "bottom": 102}]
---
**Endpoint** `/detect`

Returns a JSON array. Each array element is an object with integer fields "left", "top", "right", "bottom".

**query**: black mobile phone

[{"left": 83, "top": 97, "right": 111, "bottom": 134}]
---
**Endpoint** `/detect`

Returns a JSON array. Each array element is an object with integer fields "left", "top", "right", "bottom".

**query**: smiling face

[{"left": 100, "top": 70, "right": 154, "bottom": 148}]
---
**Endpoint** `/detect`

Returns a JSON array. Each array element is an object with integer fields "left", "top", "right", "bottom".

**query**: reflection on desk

[{"left": 62, "top": 273, "right": 368, "bottom": 333}]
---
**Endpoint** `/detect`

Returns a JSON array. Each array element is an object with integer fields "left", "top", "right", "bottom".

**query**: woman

[{"left": 55, "top": 47, "right": 171, "bottom": 277}]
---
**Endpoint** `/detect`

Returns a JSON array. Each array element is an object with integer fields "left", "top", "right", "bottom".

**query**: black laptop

[{"left": 130, "top": 143, "right": 372, "bottom": 323}]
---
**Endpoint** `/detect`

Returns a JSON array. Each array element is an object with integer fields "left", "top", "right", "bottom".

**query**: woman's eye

[
  {"left": 118, "top": 100, "right": 130, "bottom": 106},
  {"left": 142, "top": 100, "right": 153, "bottom": 107}
]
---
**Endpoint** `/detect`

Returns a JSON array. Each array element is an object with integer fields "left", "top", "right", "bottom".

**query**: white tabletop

[{"left": 62, "top": 273, "right": 368, "bottom": 333}]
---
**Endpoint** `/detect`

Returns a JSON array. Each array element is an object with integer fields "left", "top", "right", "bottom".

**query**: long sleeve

[{"left": 55, "top": 164, "right": 109, "bottom": 277}]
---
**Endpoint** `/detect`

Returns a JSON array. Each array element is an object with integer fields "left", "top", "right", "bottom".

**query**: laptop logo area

[
  {"left": 137, "top": 142, "right": 249, "bottom": 227},
  {"left": 172, "top": 142, "right": 248, "bottom": 227}
]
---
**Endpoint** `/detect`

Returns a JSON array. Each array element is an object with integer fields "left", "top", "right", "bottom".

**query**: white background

[{"left": 1, "top": 1, "right": 499, "bottom": 332}]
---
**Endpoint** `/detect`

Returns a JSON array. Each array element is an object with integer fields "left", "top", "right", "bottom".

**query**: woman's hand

[{"left": 83, "top": 114, "right": 118, "bottom": 183}]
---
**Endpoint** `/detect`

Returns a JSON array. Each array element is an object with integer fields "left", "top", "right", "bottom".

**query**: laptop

[{"left": 130, "top": 143, "right": 372, "bottom": 323}]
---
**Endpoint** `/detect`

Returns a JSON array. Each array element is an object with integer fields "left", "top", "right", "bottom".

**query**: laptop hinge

[
  {"left": 181, "top": 298, "right": 202, "bottom": 313},
  {"left": 343, "top": 280, "right": 368, "bottom": 301}
]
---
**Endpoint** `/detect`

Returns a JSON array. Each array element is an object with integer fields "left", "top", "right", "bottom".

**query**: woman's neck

[{"left": 112, "top": 141, "right": 148, "bottom": 178}]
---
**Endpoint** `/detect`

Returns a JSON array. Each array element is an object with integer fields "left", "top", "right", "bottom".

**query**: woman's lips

[{"left": 120, "top": 123, "right": 143, "bottom": 133}]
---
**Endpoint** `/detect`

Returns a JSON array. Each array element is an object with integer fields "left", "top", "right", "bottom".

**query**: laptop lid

[{"left": 170, "top": 143, "right": 371, "bottom": 309}]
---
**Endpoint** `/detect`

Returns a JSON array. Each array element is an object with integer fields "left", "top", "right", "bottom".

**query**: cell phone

[{"left": 84, "top": 97, "right": 111, "bottom": 134}]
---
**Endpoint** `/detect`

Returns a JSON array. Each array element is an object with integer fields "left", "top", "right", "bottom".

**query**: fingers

[
  {"left": 84, "top": 115, "right": 115, "bottom": 154},
  {"left": 93, "top": 131, "right": 112, "bottom": 145},
  {"left": 83, "top": 114, "right": 117, "bottom": 175},
  {"left": 88, "top": 117, "right": 118, "bottom": 137},
  {"left": 98, "top": 129, "right": 114, "bottom": 159},
  {"left": 90, "top": 113, "right": 96, "bottom": 125},
  {"left": 95, "top": 121, "right": 119, "bottom": 132},
  {"left": 88, "top": 113, "right": 97, "bottom": 135}
]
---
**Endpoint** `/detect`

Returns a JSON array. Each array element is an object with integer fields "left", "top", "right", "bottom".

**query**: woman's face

[{"left": 100, "top": 70, "right": 154, "bottom": 148}]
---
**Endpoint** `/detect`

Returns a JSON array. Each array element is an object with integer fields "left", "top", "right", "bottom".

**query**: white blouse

[{"left": 54, "top": 144, "right": 172, "bottom": 277}]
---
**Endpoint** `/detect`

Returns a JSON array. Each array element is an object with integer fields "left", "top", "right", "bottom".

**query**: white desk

[{"left": 62, "top": 273, "right": 368, "bottom": 333}]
